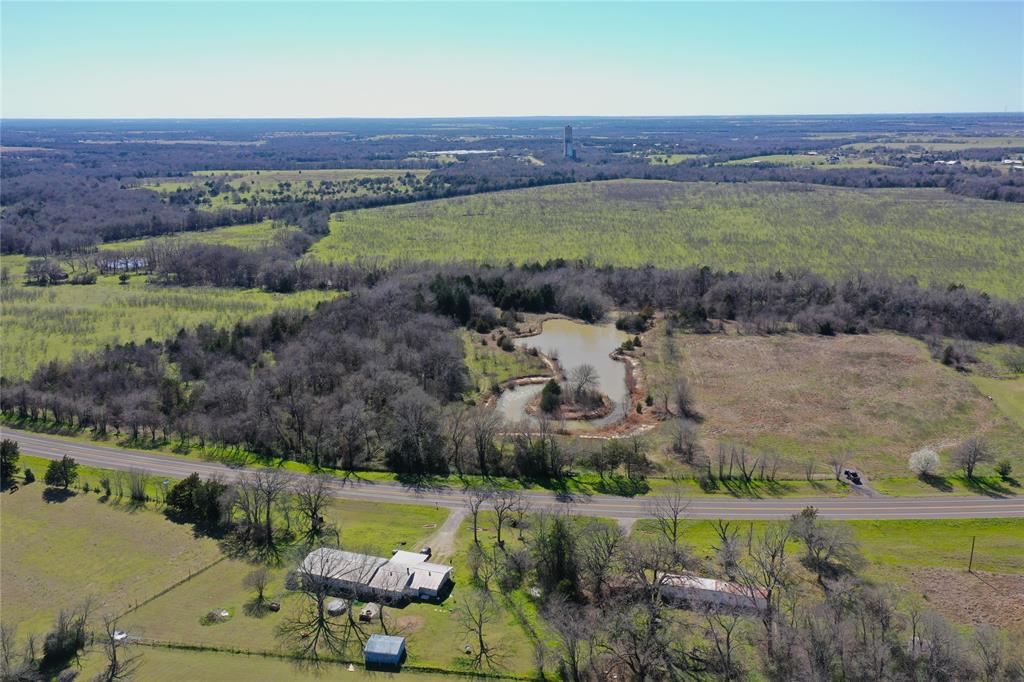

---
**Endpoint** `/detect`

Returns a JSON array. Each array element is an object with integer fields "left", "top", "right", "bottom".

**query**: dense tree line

[{"left": 3, "top": 262, "right": 1021, "bottom": 482}]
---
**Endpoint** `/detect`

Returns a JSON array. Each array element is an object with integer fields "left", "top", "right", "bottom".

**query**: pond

[{"left": 495, "top": 318, "right": 630, "bottom": 430}]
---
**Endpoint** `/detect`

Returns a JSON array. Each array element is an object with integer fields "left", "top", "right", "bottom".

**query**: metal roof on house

[
  {"left": 300, "top": 548, "right": 387, "bottom": 582},
  {"left": 365, "top": 634, "right": 405, "bottom": 656}
]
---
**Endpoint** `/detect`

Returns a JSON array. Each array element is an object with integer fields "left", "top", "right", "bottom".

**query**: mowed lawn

[
  {"left": 0, "top": 484, "right": 223, "bottom": 638},
  {"left": 311, "top": 180, "right": 1024, "bottom": 299},
  {"left": 0, "top": 255, "right": 335, "bottom": 380},
  {"left": 74, "top": 647, "right": 453, "bottom": 682},
  {"left": 643, "top": 328, "right": 1024, "bottom": 476}
]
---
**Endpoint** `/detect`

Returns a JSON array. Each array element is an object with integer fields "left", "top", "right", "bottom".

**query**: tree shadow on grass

[
  {"left": 243, "top": 598, "right": 271, "bottom": 619},
  {"left": 918, "top": 473, "right": 954, "bottom": 493},
  {"left": 395, "top": 472, "right": 451, "bottom": 493},
  {"left": 41, "top": 487, "right": 76, "bottom": 503},
  {"left": 719, "top": 478, "right": 795, "bottom": 499},
  {"left": 962, "top": 476, "right": 1015, "bottom": 498},
  {"left": 592, "top": 475, "right": 649, "bottom": 497}
]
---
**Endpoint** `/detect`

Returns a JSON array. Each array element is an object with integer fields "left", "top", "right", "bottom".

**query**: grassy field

[
  {"left": 98, "top": 220, "right": 301, "bottom": 252},
  {"left": 968, "top": 376, "right": 1024, "bottom": 430},
  {"left": 641, "top": 327, "right": 1024, "bottom": 477},
  {"left": 310, "top": 180, "right": 1024, "bottom": 299},
  {"left": 0, "top": 254, "right": 335, "bottom": 380},
  {"left": 648, "top": 153, "right": 705, "bottom": 164},
  {"left": 142, "top": 169, "right": 430, "bottom": 211},
  {"left": 843, "top": 136, "right": 1024, "bottom": 152},
  {"left": 74, "top": 647, "right": 453, "bottom": 682},
  {"left": 633, "top": 517, "right": 1023, "bottom": 575},
  {"left": 722, "top": 154, "right": 886, "bottom": 169},
  {"left": 0, "top": 477, "right": 223, "bottom": 638}
]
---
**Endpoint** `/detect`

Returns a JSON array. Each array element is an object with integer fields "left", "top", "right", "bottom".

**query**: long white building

[{"left": 299, "top": 547, "right": 454, "bottom": 603}]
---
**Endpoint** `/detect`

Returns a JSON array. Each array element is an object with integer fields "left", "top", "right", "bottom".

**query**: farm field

[
  {"left": 843, "top": 136, "right": 1024, "bottom": 151},
  {"left": 0, "top": 254, "right": 335, "bottom": 380},
  {"left": 722, "top": 153, "right": 887, "bottom": 168},
  {"left": 641, "top": 327, "right": 1024, "bottom": 477},
  {"left": 648, "top": 153, "right": 705, "bottom": 164},
  {"left": 141, "top": 168, "right": 430, "bottom": 211},
  {"left": 311, "top": 180, "right": 1024, "bottom": 298},
  {"left": 0, "top": 480, "right": 223, "bottom": 638},
  {"left": 98, "top": 220, "right": 301, "bottom": 252}
]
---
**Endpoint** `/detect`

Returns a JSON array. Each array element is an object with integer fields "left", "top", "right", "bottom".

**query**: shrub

[
  {"left": 539, "top": 379, "right": 562, "bottom": 413},
  {"left": 0, "top": 438, "right": 20, "bottom": 482},
  {"left": 996, "top": 459, "right": 1013, "bottom": 480},
  {"left": 44, "top": 456, "right": 78, "bottom": 489},
  {"left": 909, "top": 448, "right": 940, "bottom": 476},
  {"left": 23, "top": 468, "right": 35, "bottom": 483},
  {"left": 99, "top": 476, "right": 112, "bottom": 496}
]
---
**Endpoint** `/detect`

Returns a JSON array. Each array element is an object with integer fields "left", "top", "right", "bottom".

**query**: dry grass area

[
  {"left": 644, "top": 328, "right": 1023, "bottom": 476},
  {"left": 911, "top": 568, "right": 1024, "bottom": 634}
]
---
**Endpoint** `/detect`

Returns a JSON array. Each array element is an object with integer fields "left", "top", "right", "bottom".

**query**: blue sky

[{"left": 2, "top": 1, "right": 1021, "bottom": 117}]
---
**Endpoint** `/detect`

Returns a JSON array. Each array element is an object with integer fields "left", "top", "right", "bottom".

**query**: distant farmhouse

[
  {"left": 659, "top": 572, "right": 768, "bottom": 611},
  {"left": 300, "top": 548, "right": 454, "bottom": 604}
]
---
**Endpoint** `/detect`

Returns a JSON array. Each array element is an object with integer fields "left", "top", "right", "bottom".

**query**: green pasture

[
  {"left": 0, "top": 254, "right": 335, "bottom": 380},
  {"left": 74, "top": 647, "right": 453, "bottom": 682},
  {"left": 310, "top": 180, "right": 1024, "bottom": 299},
  {"left": 0, "top": 472, "right": 223, "bottom": 638},
  {"left": 142, "top": 168, "right": 430, "bottom": 211},
  {"left": 632, "top": 517, "right": 1024, "bottom": 575},
  {"left": 99, "top": 220, "right": 301, "bottom": 252},
  {"left": 722, "top": 153, "right": 886, "bottom": 168}
]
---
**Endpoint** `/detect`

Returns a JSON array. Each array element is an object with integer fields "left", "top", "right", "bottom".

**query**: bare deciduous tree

[
  {"left": 293, "top": 473, "right": 335, "bottom": 543},
  {"left": 568, "top": 364, "right": 598, "bottom": 402},
  {"left": 465, "top": 486, "right": 492, "bottom": 545},
  {"left": 457, "top": 589, "right": 503, "bottom": 670},
  {"left": 244, "top": 567, "right": 271, "bottom": 607},
  {"left": 490, "top": 489, "right": 522, "bottom": 547},
  {"left": 646, "top": 488, "right": 689, "bottom": 558},
  {"left": 277, "top": 548, "right": 374, "bottom": 663},
  {"left": 577, "top": 521, "right": 625, "bottom": 603},
  {"left": 545, "top": 598, "right": 600, "bottom": 682},
  {"left": 95, "top": 614, "right": 142, "bottom": 682},
  {"left": 953, "top": 437, "right": 993, "bottom": 479}
]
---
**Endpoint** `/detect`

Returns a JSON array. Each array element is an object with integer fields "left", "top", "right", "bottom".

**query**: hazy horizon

[{"left": 2, "top": 1, "right": 1020, "bottom": 119}]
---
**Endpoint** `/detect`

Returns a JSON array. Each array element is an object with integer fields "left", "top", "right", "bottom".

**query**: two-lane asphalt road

[{"left": 5, "top": 429, "right": 1023, "bottom": 521}]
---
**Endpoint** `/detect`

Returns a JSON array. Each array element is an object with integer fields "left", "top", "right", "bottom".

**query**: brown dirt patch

[
  {"left": 395, "top": 615, "right": 425, "bottom": 633},
  {"left": 911, "top": 567, "right": 1024, "bottom": 631}
]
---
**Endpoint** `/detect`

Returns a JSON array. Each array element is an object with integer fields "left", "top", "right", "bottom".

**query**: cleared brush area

[
  {"left": 642, "top": 327, "right": 1024, "bottom": 476},
  {"left": 311, "top": 180, "right": 1024, "bottom": 298}
]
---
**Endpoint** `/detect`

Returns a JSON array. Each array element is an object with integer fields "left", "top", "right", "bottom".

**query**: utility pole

[{"left": 968, "top": 535, "right": 976, "bottom": 573}]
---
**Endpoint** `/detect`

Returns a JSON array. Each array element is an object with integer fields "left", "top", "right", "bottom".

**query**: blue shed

[{"left": 364, "top": 634, "right": 406, "bottom": 668}]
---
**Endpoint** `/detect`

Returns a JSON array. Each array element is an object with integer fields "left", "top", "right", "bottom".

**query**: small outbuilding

[{"left": 364, "top": 634, "right": 406, "bottom": 669}]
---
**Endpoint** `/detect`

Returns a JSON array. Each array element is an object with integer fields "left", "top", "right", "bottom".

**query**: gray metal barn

[{"left": 364, "top": 634, "right": 406, "bottom": 668}]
